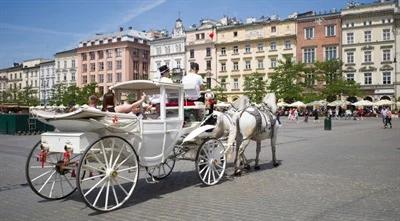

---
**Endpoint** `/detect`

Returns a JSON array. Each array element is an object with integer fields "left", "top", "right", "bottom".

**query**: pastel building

[
  {"left": 77, "top": 28, "right": 151, "bottom": 95},
  {"left": 341, "top": 0, "right": 396, "bottom": 101},
  {"left": 54, "top": 49, "right": 77, "bottom": 86},
  {"left": 22, "top": 59, "right": 47, "bottom": 99},
  {"left": 39, "top": 60, "right": 55, "bottom": 105}
]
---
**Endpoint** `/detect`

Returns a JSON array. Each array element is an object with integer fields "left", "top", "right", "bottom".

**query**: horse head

[{"left": 262, "top": 93, "right": 277, "bottom": 114}]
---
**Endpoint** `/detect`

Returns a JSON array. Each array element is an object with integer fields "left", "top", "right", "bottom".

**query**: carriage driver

[{"left": 181, "top": 62, "right": 204, "bottom": 101}]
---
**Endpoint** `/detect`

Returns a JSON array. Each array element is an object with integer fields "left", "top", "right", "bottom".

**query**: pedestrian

[
  {"left": 385, "top": 108, "right": 392, "bottom": 129},
  {"left": 276, "top": 108, "right": 282, "bottom": 126},
  {"left": 313, "top": 108, "right": 319, "bottom": 123},
  {"left": 381, "top": 107, "right": 388, "bottom": 127},
  {"left": 304, "top": 109, "right": 309, "bottom": 123}
]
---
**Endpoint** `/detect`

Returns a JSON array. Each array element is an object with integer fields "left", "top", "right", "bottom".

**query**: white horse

[{"left": 233, "top": 93, "right": 279, "bottom": 175}]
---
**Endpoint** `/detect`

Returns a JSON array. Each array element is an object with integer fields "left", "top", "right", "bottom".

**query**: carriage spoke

[
  {"left": 116, "top": 174, "right": 136, "bottom": 183},
  {"left": 38, "top": 170, "right": 56, "bottom": 193},
  {"left": 110, "top": 179, "right": 119, "bottom": 205},
  {"left": 199, "top": 164, "right": 208, "bottom": 174},
  {"left": 109, "top": 139, "right": 115, "bottom": 169},
  {"left": 202, "top": 166, "right": 210, "bottom": 181},
  {"left": 30, "top": 165, "right": 54, "bottom": 169},
  {"left": 116, "top": 153, "right": 134, "bottom": 169},
  {"left": 93, "top": 181, "right": 106, "bottom": 207},
  {"left": 49, "top": 175, "right": 56, "bottom": 198},
  {"left": 162, "top": 165, "right": 167, "bottom": 175},
  {"left": 207, "top": 167, "right": 211, "bottom": 184},
  {"left": 84, "top": 176, "right": 107, "bottom": 197},
  {"left": 105, "top": 180, "right": 110, "bottom": 210},
  {"left": 63, "top": 174, "right": 74, "bottom": 189},
  {"left": 81, "top": 174, "right": 104, "bottom": 182},
  {"left": 112, "top": 144, "right": 125, "bottom": 168},
  {"left": 116, "top": 166, "right": 138, "bottom": 173},
  {"left": 90, "top": 152, "right": 105, "bottom": 166},
  {"left": 99, "top": 141, "right": 110, "bottom": 169},
  {"left": 114, "top": 178, "right": 128, "bottom": 196},
  {"left": 83, "top": 164, "right": 105, "bottom": 173},
  {"left": 211, "top": 167, "right": 216, "bottom": 183}
]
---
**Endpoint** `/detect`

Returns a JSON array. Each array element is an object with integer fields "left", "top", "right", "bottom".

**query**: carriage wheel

[
  {"left": 195, "top": 139, "right": 226, "bottom": 186},
  {"left": 146, "top": 156, "right": 175, "bottom": 180},
  {"left": 25, "top": 141, "right": 80, "bottom": 200},
  {"left": 77, "top": 136, "right": 139, "bottom": 212}
]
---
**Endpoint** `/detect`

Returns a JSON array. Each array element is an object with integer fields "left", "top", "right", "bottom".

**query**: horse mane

[
  {"left": 231, "top": 96, "right": 250, "bottom": 111},
  {"left": 263, "top": 93, "right": 277, "bottom": 114}
]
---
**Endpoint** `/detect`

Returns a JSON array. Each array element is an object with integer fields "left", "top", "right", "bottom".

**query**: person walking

[
  {"left": 385, "top": 108, "right": 392, "bottom": 129},
  {"left": 381, "top": 107, "right": 388, "bottom": 127}
]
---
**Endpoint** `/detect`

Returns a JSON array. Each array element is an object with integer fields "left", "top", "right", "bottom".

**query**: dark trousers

[{"left": 385, "top": 117, "right": 392, "bottom": 128}]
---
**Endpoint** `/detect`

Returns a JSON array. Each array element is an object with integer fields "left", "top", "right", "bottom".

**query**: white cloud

[{"left": 0, "top": 22, "right": 85, "bottom": 37}]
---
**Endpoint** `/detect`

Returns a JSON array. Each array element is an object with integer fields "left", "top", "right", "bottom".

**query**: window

[
  {"left": 233, "top": 31, "right": 238, "bottom": 37},
  {"left": 364, "top": 31, "right": 371, "bottom": 42},
  {"left": 305, "top": 73, "right": 314, "bottom": 87},
  {"left": 346, "top": 73, "right": 354, "bottom": 81},
  {"left": 325, "top": 25, "right": 336, "bottom": 37},
  {"left": 206, "top": 47, "right": 211, "bottom": 57},
  {"left": 98, "top": 51, "right": 103, "bottom": 59},
  {"left": 325, "top": 46, "right": 337, "bottom": 61},
  {"left": 270, "top": 42, "right": 276, "bottom": 51},
  {"left": 347, "top": 33, "right": 354, "bottom": 44},
  {"left": 233, "top": 61, "right": 239, "bottom": 71},
  {"left": 116, "top": 73, "right": 122, "bottom": 82},
  {"left": 206, "top": 60, "right": 211, "bottom": 70},
  {"left": 245, "top": 44, "right": 251, "bottom": 53},
  {"left": 383, "top": 29, "right": 390, "bottom": 40},
  {"left": 63, "top": 74, "right": 67, "bottom": 81},
  {"left": 233, "top": 78, "right": 239, "bottom": 89},
  {"left": 142, "top": 62, "right": 148, "bottom": 73},
  {"left": 221, "top": 47, "right": 226, "bottom": 55},
  {"left": 347, "top": 52, "right": 354, "bottom": 63},
  {"left": 190, "top": 49, "right": 194, "bottom": 58},
  {"left": 71, "top": 73, "right": 75, "bottom": 81},
  {"left": 115, "top": 48, "right": 122, "bottom": 57},
  {"left": 233, "top": 46, "right": 239, "bottom": 54},
  {"left": 383, "top": 49, "right": 391, "bottom": 61},
  {"left": 106, "top": 50, "right": 112, "bottom": 58},
  {"left": 257, "top": 43, "right": 264, "bottom": 52},
  {"left": 90, "top": 63, "right": 95, "bottom": 72},
  {"left": 82, "top": 54, "right": 87, "bottom": 61},
  {"left": 245, "top": 60, "right": 251, "bottom": 70},
  {"left": 271, "top": 58, "right": 277, "bottom": 68},
  {"left": 82, "top": 75, "right": 87, "bottom": 84},
  {"left": 271, "top": 26, "right": 276, "bottom": 32},
  {"left": 133, "top": 61, "right": 139, "bottom": 73},
  {"left": 107, "top": 61, "right": 112, "bottom": 70},
  {"left": 176, "top": 44, "right": 182, "bottom": 52},
  {"left": 156, "top": 47, "right": 161, "bottom": 55},
  {"left": 304, "top": 27, "right": 314, "bottom": 39},
  {"left": 221, "top": 78, "right": 226, "bottom": 89},
  {"left": 63, "top": 61, "right": 67, "bottom": 68},
  {"left": 99, "top": 74, "right": 104, "bottom": 83},
  {"left": 285, "top": 40, "right": 291, "bottom": 49},
  {"left": 176, "top": 59, "right": 181, "bottom": 68},
  {"left": 304, "top": 48, "right": 315, "bottom": 63},
  {"left": 82, "top": 63, "right": 87, "bottom": 72},
  {"left": 364, "top": 51, "right": 372, "bottom": 62},
  {"left": 257, "top": 59, "right": 264, "bottom": 69},
  {"left": 221, "top": 62, "right": 226, "bottom": 72},
  {"left": 383, "top": 72, "right": 391, "bottom": 84},
  {"left": 116, "top": 60, "right": 122, "bottom": 70},
  {"left": 89, "top": 52, "right": 95, "bottom": 60},
  {"left": 195, "top": 33, "right": 205, "bottom": 40},
  {"left": 98, "top": 62, "right": 104, "bottom": 71},
  {"left": 364, "top": 73, "right": 372, "bottom": 85},
  {"left": 71, "top": 60, "right": 75, "bottom": 68},
  {"left": 107, "top": 73, "right": 112, "bottom": 83},
  {"left": 90, "top": 75, "right": 95, "bottom": 83},
  {"left": 165, "top": 46, "right": 170, "bottom": 54}
]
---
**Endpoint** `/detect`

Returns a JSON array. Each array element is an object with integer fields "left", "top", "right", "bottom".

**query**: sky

[{"left": 0, "top": 0, "right": 372, "bottom": 69}]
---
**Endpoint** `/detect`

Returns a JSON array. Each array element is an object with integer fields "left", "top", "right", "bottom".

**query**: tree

[
  {"left": 268, "top": 57, "right": 305, "bottom": 103},
  {"left": 314, "top": 59, "right": 363, "bottom": 101},
  {"left": 17, "top": 86, "right": 39, "bottom": 106},
  {"left": 213, "top": 85, "right": 227, "bottom": 102},
  {"left": 243, "top": 72, "right": 268, "bottom": 103},
  {"left": 49, "top": 83, "right": 98, "bottom": 106}
]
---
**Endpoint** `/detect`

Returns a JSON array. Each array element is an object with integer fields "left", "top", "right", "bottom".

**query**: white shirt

[
  {"left": 159, "top": 77, "right": 173, "bottom": 83},
  {"left": 181, "top": 72, "right": 203, "bottom": 100}
]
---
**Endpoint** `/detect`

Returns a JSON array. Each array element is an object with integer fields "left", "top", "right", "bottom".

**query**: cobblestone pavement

[{"left": 0, "top": 117, "right": 399, "bottom": 221}]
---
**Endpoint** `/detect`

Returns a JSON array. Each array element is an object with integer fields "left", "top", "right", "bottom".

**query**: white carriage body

[{"left": 32, "top": 80, "right": 189, "bottom": 167}]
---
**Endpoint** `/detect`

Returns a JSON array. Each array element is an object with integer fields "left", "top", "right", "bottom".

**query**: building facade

[
  {"left": 215, "top": 17, "right": 297, "bottom": 101},
  {"left": 149, "top": 19, "right": 186, "bottom": 81},
  {"left": 185, "top": 19, "right": 219, "bottom": 88},
  {"left": 54, "top": 49, "right": 77, "bottom": 86},
  {"left": 77, "top": 28, "right": 151, "bottom": 95},
  {"left": 341, "top": 0, "right": 396, "bottom": 101},
  {"left": 39, "top": 60, "right": 55, "bottom": 105}
]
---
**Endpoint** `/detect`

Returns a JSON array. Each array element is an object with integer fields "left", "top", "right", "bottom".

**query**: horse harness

[{"left": 240, "top": 105, "right": 275, "bottom": 135}]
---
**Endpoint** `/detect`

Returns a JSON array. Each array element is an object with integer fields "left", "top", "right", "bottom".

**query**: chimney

[
  {"left": 119, "top": 27, "right": 123, "bottom": 32},
  {"left": 13, "top": 62, "right": 19, "bottom": 67},
  {"left": 129, "top": 26, "right": 132, "bottom": 30}
]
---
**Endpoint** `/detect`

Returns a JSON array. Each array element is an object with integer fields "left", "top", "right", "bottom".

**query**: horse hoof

[
  {"left": 273, "top": 162, "right": 280, "bottom": 167},
  {"left": 244, "top": 164, "right": 251, "bottom": 170},
  {"left": 254, "top": 165, "right": 260, "bottom": 170},
  {"left": 234, "top": 169, "right": 242, "bottom": 176}
]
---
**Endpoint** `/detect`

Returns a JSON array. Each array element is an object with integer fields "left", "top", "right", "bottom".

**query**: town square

[{"left": 0, "top": 0, "right": 400, "bottom": 220}]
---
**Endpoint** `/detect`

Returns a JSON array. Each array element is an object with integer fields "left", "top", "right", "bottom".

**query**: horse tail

[{"left": 264, "top": 93, "right": 277, "bottom": 114}]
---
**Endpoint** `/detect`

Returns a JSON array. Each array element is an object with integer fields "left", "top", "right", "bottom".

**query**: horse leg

[
  {"left": 235, "top": 139, "right": 250, "bottom": 176},
  {"left": 254, "top": 140, "right": 261, "bottom": 170},
  {"left": 233, "top": 132, "right": 242, "bottom": 176},
  {"left": 271, "top": 124, "right": 279, "bottom": 167}
]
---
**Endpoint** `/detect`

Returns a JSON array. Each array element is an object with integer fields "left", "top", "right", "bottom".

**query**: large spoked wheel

[
  {"left": 25, "top": 141, "right": 80, "bottom": 200},
  {"left": 146, "top": 156, "right": 175, "bottom": 181},
  {"left": 77, "top": 136, "right": 139, "bottom": 212},
  {"left": 195, "top": 139, "right": 226, "bottom": 186}
]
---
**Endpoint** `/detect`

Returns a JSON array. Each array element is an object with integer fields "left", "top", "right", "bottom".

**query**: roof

[
  {"left": 110, "top": 80, "right": 183, "bottom": 91},
  {"left": 55, "top": 48, "right": 77, "bottom": 56}
]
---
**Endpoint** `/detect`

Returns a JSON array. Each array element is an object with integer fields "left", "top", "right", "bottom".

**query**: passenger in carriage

[
  {"left": 102, "top": 91, "right": 147, "bottom": 113},
  {"left": 181, "top": 62, "right": 203, "bottom": 101},
  {"left": 88, "top": 95, "right": 99, "bottom": 109}
]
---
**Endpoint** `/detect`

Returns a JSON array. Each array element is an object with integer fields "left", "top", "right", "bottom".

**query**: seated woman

[
  {"left": 102, "top": 91, "right": 147, "bottom": 113},
  {"left": 87, "top": 95, "right": 99, "bottom": 110}
]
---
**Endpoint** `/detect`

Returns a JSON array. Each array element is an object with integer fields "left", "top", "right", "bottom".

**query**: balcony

[{"left": 360, "top": 84, "right": 393, "bottom": 90}]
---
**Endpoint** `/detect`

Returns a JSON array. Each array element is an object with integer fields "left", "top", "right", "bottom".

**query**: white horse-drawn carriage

[{"left": 26, "top": 80, "right": 228, "bottom": 211}]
